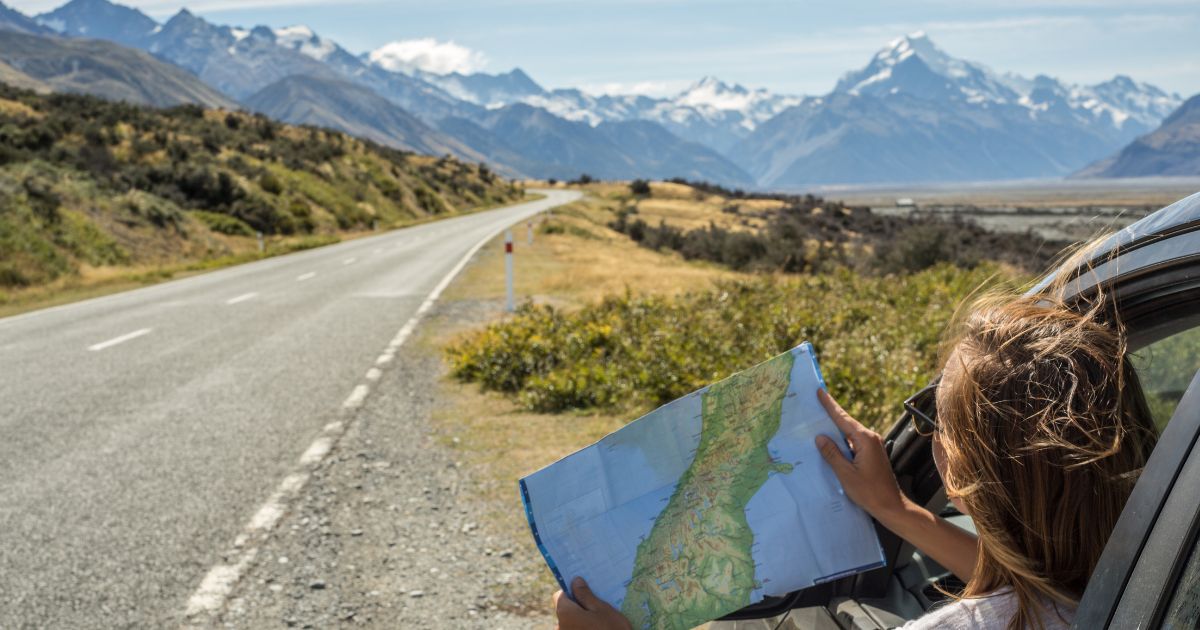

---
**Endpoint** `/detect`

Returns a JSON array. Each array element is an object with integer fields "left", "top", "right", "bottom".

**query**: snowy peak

[
  {"left": 273, "top": 24, "right": 339, "bottom": 62},
  {"left": 836, "top": 31, "right": 1014, "bottom": 104},
  {"left": 834, "top": 32, "right": 1182, "bottom": 132},
  {"left": 676, "top": 76, "right": 755, "bottom": 109},
  {"left": 414, "top": 68, "right": 545, "bottom": 107},
  {"left": 880, "top": 31, "right": 967, "bottom": 80}
]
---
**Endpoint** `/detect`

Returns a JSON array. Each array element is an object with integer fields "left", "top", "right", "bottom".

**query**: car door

[{"left": 1074, "top": 357, "right": 1200, "bottom": 627}]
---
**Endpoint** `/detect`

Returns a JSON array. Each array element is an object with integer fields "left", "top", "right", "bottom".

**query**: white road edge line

[
  {"left": 296, "top": 272, "right": 317, "bottom": 281},
  {"left": 225, "top": 292, "right": 258, "bottom": 305},
  {"left": 182, "top": 211, "right": 542, "bottom": 622},
  {"left": 87, "top": 328, "right": 152, "bottom": 352}
]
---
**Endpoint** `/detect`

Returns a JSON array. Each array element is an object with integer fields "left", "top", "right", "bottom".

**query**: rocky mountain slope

[
  {"left": 1077, "top": 94, "right": 1200, "bottom": 177},
  {"left": 0, "top": 30, "right": 236, "bottom": 109},
  {"left": 244, "top": 74, "right": 479, "bottom": 160}
]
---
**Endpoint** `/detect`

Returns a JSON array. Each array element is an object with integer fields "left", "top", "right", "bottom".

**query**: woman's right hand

[
  {"left": 814, "top": 389, "right": 908, "bottom": 521},
  {"left": 553, "top": 577, "right": 632, "bottom": 630}
]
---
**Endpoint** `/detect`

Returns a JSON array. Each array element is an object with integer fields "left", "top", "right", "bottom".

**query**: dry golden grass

[
  {"left": 0, "top": 97, "right": 42, "bottom": 119},
  {"left": 443, "top": 194, "right": 745, "bottom": 308}
]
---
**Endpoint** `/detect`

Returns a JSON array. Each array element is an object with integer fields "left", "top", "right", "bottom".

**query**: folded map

[{"left": 519, "top": 342, "right": 886, "bottom": 630}]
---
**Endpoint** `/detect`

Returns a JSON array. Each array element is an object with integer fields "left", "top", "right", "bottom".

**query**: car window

[
  {"left": 1131, "top": 326, "right": 1200, "bottom": 431},
  {"left": 1157, "top": 530, "right": 1200, "bottom": 628}
]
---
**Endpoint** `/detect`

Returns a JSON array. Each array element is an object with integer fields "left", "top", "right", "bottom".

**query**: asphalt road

[{"left": 0, "top": 189, "right": 580, "bottom": 629}]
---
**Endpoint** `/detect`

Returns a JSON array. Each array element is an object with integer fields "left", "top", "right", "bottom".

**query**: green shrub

[
  {"left": 259, "top": 171, "right": 284, "bottom": 195},
  {"left": 610, "top": 200, "right": 1065, "bottom": 275},
  {"left": 447, "top": 264, "right": 1012, "bottom": 427},
  {"left": 191, "top": 210, "right": 256, "bottom": 237}
]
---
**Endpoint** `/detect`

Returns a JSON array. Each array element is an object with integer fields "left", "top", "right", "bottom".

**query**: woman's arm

[{"left": 815, "top": 389, "right": 978, "bottom": 583}]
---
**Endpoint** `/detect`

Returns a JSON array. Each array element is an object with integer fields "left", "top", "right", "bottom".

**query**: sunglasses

[{"left": 903, "top": 377, "right": 941, "bottom": 437}]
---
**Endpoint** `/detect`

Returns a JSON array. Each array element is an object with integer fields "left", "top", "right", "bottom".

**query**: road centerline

[
  {"left": 225, "top": 292, "right": 259, "bottom": 305},
  {"left": 296, "top": 272, "right": 317, "bottom": 282},
  {"left": 88, "top": 328, "right": 152, "bottom": 352}
]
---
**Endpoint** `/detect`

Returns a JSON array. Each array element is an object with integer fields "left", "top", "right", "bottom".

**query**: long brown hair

[{"left": 935, "top": 254, "right": 1159, "bottom": 629}]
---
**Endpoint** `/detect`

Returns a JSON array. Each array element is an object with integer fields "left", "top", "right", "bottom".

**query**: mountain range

[{"left": 4, "top": 0, "right": 1196, "bottom": 185}]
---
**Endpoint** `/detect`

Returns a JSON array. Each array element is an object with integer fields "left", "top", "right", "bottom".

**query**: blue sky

[{"left": 10, "top": 0, "right": 1200, "bottom": 97}]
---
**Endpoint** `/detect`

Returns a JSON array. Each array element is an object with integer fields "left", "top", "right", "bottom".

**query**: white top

[{"left": 901, "top": 589, "right": 1075, "bottom": 630}]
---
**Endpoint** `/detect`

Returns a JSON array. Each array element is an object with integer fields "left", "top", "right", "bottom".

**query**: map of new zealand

[{"left": 519, "top": 343, "right": 885, "bottom": 629}]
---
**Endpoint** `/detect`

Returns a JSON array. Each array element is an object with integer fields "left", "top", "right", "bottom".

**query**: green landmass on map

[{"left": 620, "top": 351, "right": 796, "bottom": 630}]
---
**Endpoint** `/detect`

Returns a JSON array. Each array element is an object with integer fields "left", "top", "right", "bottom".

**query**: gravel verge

[{"left": 210, "top": 298, "right": 552, "bottom": 629}]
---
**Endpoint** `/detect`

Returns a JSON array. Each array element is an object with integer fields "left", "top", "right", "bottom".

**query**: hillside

[
  {"left": 244, "top": 74, "right": 478, "bottom": 159},
  {"left": 1077, "top": 94, "right": 1200, "bottom": 178},
  {"left": 0, "top": 30, "right": 236, "bottom": 109},
  {"left": 0, "top": 83, "right": 522, "bottom": 293}
]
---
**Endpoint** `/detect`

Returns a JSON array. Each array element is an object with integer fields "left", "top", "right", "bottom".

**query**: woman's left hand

[{"left": 553, "top": 577, "right": 633, "bottom": 630}]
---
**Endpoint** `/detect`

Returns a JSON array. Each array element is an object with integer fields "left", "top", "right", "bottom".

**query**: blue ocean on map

[{"left": 521, "top": 389, "right": 704, "bottom": 608}]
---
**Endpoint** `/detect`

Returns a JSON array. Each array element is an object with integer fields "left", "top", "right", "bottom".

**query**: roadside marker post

[
  {"left": 505, "top": 229, "right": 515, "bottom": 312},
  {"left": 527, "top": 221, "right": 534, "bottom": 245},
  {"left": 256, "top": 231, "right": 264, "bottom": 253}
]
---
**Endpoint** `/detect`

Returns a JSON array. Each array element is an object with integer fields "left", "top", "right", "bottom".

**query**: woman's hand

[
  {"left": 553, "top": 577, "right": 632, "bottom": 630},
  {"left": 814, "top": 389, "right": 907, "bottom": 521}
]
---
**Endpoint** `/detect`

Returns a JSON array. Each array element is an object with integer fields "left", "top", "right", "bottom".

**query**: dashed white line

[
  {"left": 225, "top": 292, "right": 258, "bottom": 305},
  {"left": 183, "top": 207, "right": 551, "bottom": 621},
  {"left": 342, "top": 384, "right": 369, "bottom": 409},
  {"left": 296, "top": 272, "right": 317, "bottom": 281},
  {"left": 342, "top": 257, "right": 357, "bottom": 266},
  {"left": 87, "top": 328, "right": 152, "bottom": 352}
]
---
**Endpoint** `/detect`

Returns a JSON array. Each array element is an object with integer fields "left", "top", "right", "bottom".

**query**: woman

[{"left": 553, "top": 282, "right": 1158, "bottom": 629}]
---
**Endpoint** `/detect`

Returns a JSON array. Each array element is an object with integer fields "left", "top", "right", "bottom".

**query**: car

[{"left": 713, "top": 190, "right": 1200, "bottom": 629}]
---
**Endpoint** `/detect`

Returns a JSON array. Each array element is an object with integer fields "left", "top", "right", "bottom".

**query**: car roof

[
  {"left": 1101, "top": 190, "right": 1200, "bottom": 253},
  {"left": 1031, "top": 190, "right": 1200, "bottom": 295}
]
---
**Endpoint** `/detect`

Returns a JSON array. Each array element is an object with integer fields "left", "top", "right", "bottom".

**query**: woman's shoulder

[{"left": 899, "top": 590, "right": 1075, "bottom": 630}]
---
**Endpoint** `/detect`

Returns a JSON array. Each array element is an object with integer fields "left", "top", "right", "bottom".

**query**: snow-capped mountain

[
  {"left": 672, "top": 76, "right": 802, "bottom": 128},
  {"left": 835, "top": 32, "right": 1180, "bottom": 136},
  {"left": 414, "top": 68, "right": 545, "bottom": 107}
]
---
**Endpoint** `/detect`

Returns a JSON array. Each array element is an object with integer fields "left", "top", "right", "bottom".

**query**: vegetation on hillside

[{"left": 0, "top": 83, "right": 522, "bottom": 292}]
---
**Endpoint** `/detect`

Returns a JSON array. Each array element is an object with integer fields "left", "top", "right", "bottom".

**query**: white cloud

[{"left": 367, "top": 38, "right": 488, "bottom": 75}]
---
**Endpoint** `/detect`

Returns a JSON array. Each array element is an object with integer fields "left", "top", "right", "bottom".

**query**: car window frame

[{"left": 1074, "top": 367, "right": 1200, "bottom": 628}]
